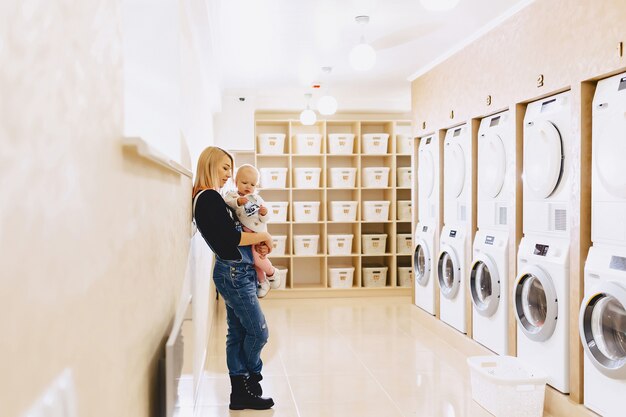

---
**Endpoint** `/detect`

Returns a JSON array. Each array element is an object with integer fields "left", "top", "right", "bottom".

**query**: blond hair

[
  {"left": 193, "top": 147, "right": 234, "bottom": 197},
  {"left": 235, "top": 164, "right": 260, "bottom": 183}
]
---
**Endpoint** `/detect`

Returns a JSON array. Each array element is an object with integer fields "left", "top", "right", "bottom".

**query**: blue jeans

[{"left": 213, "top": 245, "right": 269, "bottom": 376}]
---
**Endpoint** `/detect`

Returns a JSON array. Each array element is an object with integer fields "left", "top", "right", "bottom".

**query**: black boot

[
  {"left": 229, "top": 375, "right": 274, "bottom": 410},
  {"left": 247, "top": 373, "right": 263, "bottom": 396}
]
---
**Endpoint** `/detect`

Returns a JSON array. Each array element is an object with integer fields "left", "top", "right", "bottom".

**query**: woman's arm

[{"left": 239, "top": 231, "right": 273, "bottom": 251}]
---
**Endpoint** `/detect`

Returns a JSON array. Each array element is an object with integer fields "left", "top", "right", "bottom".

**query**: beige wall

[
  {"left": 411, "top": 0, "right": 626, "bottom": 407},
  {"left": 0, "top": 1, "right": 217, "bottom": 416}
]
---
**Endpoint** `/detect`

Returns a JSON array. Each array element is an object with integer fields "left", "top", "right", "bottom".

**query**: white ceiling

[{"left": 214, "top": 0, "right": 533, "bottom": 112}]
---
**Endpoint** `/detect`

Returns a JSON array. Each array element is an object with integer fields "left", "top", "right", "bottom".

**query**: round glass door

[
  {"left": 514, "top": 266, "right": 558, "bottom": 342},
  {"left": 580, "top": 282, "right": 626, "bottom": 378},
  {"left": 524, "top": 120, "right": 563, "bottom": 198},
  {"left": 470, "top": 255, "right": 500, "bottom": 317},
  {"left": 414, "top": 240, "right": 431, "bottom": 287},
  {"left": 419, "top": 149, "right": 435, "bottom": 198},
  {"left": 438, "top": 246, "right": 460, "bottom": 299},
  {"left": 479, "top": 133, "right": 506, "bottom": 198},
  {"left": 595, "top": 114, "right": 626, "bottom": 198},
  {"left": 445, "top": 142, "right": 465, "bottom": 198}
]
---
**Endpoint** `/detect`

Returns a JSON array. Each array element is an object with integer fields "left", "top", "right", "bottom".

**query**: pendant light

[
  {"left": 318, "top": 67, "right": 338, "bottom": 116},
  {"left": 420, "top": 0, "right": 460, "bottom": 12},
  {"left": 299, "top": 93, "right": 317, "bottom": 125},
  {"left": 349, "top": 16, "right": 376, "bottom": 71}
]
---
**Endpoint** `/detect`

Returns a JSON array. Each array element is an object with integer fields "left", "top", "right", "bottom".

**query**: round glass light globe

[
  {"left": 420, "top": 0, "right": 460, "bottom": 11},
  {"left": 318, "top": 95, "right": 338, "bottom": 115},
  {"left": 299, "top": 109, "right": 317, "bottom": 125},
  {"left": 349, "top": 43, "right": 376, "bottom": 71}
]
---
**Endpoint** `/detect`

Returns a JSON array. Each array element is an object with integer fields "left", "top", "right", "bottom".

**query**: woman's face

[{"left": 218, "top": 154, "right": 232, "bottom": 187}]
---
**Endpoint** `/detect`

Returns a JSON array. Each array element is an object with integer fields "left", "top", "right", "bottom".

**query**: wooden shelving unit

[{"left": 232, "top": 118, "right": 413, "bottom": 297}]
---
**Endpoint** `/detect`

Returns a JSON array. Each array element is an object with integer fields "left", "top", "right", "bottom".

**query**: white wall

[{"left": 214, "top": 94, "right": 257, "bottom": 151}]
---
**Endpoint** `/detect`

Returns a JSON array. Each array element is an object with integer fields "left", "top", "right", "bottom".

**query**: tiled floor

[{"left": 176, "top": 296, "right": 495, "bottom": 417}]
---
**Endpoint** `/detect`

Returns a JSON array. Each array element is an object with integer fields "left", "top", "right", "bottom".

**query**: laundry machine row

[{"left": 411, "top": 73, "right": 626, "bottom": 415}]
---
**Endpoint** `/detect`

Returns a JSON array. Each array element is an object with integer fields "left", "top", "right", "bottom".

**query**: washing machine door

[
  {"left": 514, "top": 265, "right": 558, "bottom": 341},
  {"left": 414, "top": 238, "right": 431, "bottom": 287},
  {"left": 595, "top": 112, "right": 626, "bottom": 198},
  {"left": 524, "top": 120, "right": 563, "bottom": 198},
  {"left": 438, "top": 244, "right": 461, "bottom": 299},
  {"left": 579, "top": 281, "right": 626, "bottom": 379},
  {"left": 419, "top": 148, "right": 435, "bottom": 198},
  {"left": 470, "top": 254, "right": 501, "bottom": 317},
  {"left": 479, "top": 133, "right": 506, "bottom": 198},
  {"left": 444, "top": 142, "right": 465, "bottom": 198}
]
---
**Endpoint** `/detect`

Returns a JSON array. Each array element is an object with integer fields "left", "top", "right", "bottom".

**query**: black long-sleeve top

[{"left": 194, "top": 189, "right": 243, "bottom": 261}]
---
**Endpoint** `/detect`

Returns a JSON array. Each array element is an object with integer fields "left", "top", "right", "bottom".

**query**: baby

[{"left": 224, "top": 164, "right": 280, "bottom": 297}]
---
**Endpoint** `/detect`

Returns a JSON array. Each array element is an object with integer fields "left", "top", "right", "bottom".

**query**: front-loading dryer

[
  {"left": 590, "top": 71, "right": 626, "bottom": 247},
  {"left": 515, "top": 91, "right": 573, "bottom": 393},
  {"left": 579, "top": 247, "right": 626, "bottom": 417},
  {"left": 438, "top": 124, "right": 471, "bottom": 333},
  {"left": 471, "top": 111, "right": 514, "bottom": 355},
  {"left": 579, "top": 71, "right": 626, "bottom": 416},
  {"left": 414, "top": 133, "right": 441, "bottom": 315}
]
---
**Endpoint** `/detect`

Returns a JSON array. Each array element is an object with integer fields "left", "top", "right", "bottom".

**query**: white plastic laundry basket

[
  {"left": 293, "top": 235, "right": 319, "bottom": 255},
  {"left": 259, "top": 167, "right": 288, "bottom": 188},
  {"left": 397, "top": 167, "right": 412, "bottom": 188},
  {"left": 397, "top": 267, "right": 413, "bottom": 287},
  {"left": 397, "top": 234, "right": 412, "bottom": 255},
  {"left": 362, "top": 265, "right": 388, "bottom": 287},
  {"left": 329, "top": 167, "right": 357, "bottom": 188},
  {"left": 271, "top": 235, "right": 287, "bottom": 256},
  {"left": 329, "top": 201, "right": 358, "bottom": 222},
  {"left": 294, "top": 133, "right": 322, "bottom": 155},
  {"left": 328, "top": 133, "right": 355, "bottom": 155},
  {"left": 396, "top": 135, "right": 413, "bottom": 154},
  {"left": 362, "top": 201, "right": 390, "bottom": 221},
  {"left": 362, "top": 234, "right": 387, "bottom": 255},
  {"left": 467, "top": 356, "right": 547, "bottom": 417},
  {"left": 327, "top": 234, "right": 353, "bottom": 255},
  {"left": 258, "top": 133, "right": 286, "bottom": 154},
  {"left": 362, "top": 167, "right": 390, "bottom": 188},
  {"left": 397, "top": 201, "right": 412, "bottom": 221},
  {"left": 265, "top": 201, "right": 288, "bottom": 222},
  {"left": 293, "top": 201, "right": 320, "bottom": 222},
  {"left": 362, "top": 133, "right": 389, "bottom": 154},
  {"left": 294, "top": 167, "right": 321, "bottom": 188},
  {"left": 274, "top": 266, "right": 288, "bottom": 290},
  {"left": 328, "top": 266, "right": 355, "bottom": 288}
]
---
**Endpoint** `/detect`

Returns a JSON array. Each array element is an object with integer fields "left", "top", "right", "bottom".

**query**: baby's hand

[
  {"left": 237, "top": 196, "right": 248, "bottom": 206},
  {"left": 255, "top": 243, "right": 269, "bottom": 257},
  {"left": 259, "top": 205, "right": 268, "bottom": 216}
]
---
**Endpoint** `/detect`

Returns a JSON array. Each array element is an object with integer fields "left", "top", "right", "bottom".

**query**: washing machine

[
  {"left": 438, "top": 124, "right": 471, "bottom": 333},
  {"left": 515, "top": 91, "right": 572, "bottom": 393},
  {"left": 578, "top": 71, "right": 626, "bottom": 416},
  {"left": 470, "top": 111, "right": 513, "bottom": 355},
  {"left": 579, "top": 247, "right": 626, "bottom": 417},
  {"left": 414, "top": 133, "right": 440, "bottom": 315}
]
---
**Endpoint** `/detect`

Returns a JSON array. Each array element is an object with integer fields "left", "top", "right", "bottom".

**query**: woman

[{"left": 193, "top": 146, "right": 274, "bottom": 410}]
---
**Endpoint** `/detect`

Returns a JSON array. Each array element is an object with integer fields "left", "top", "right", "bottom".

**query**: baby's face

[{"left": 236, "top": 170, "right": 258, "bottom": 196}]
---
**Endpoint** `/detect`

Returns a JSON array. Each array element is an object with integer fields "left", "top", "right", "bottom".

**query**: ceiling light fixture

[
  {"left": 299, "top": 93, "right": 317, "bottom": 125},
  {"left": 349, "top": 16, "right": 376, "bottom": 71},
  {"left": 318, "top": 67, "right": 338, "bottom": 116},
  {"left": 420, "top": 0, "right": 460, "bottom": 12}
]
